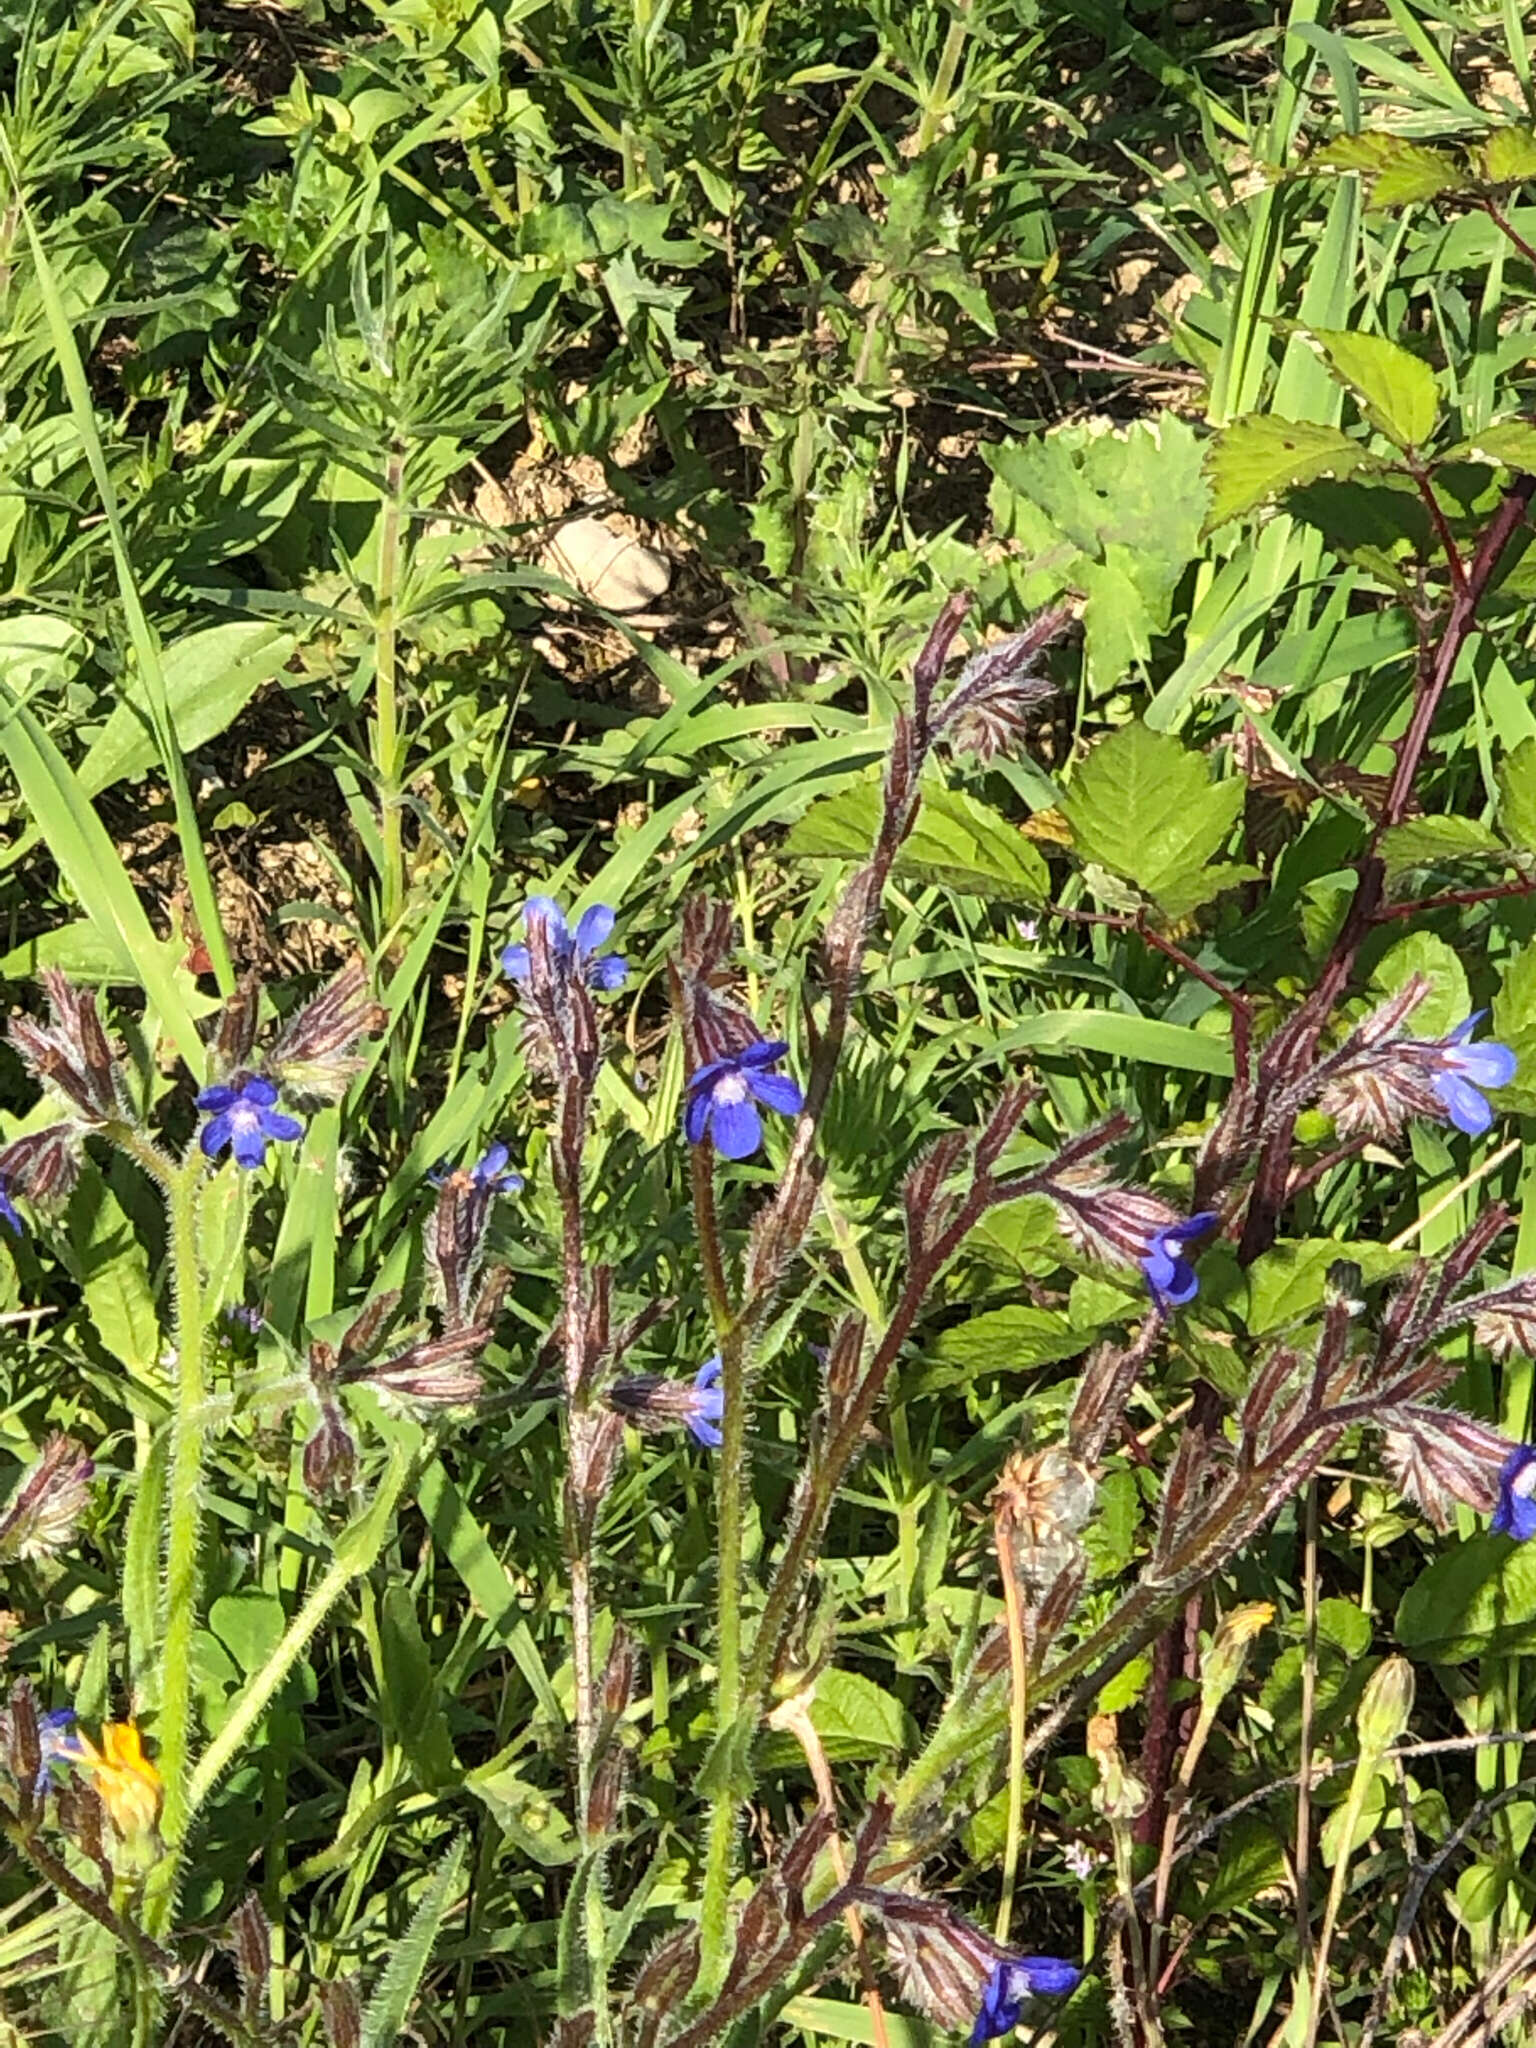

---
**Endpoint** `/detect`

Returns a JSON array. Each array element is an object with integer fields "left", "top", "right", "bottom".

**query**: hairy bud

[
  {"left": 0, "top": 1435, "right": 94, "bottom": 1562},
  {"left": 1357, "top": 1654, "right": 1415, "bottom": 1756},
  {"left": 363, "top": 1328, "right": 489, "bottom": 1409},
  {"left": 318, "top": 1980, "right": 362, "bottom": 2048},
  {"left": 267, "top": 960, "right": 385, "bottom": 1104},
  {"left": 9, "top": 973, "right": 125, "bottom": 1123},
  {"left": 0, "top": 1125, "right": 83, "bottom": 1210},
  {"left": 304, "top": 1404, "right": 356, "bottom": 1498},
  {"left": 936, "top": 608, "right": 1070, "bottom": 764},
  {"left": 228, "top": 1893, "right": 272, "bottom": 2020},
  {"left": 214, "top": 973, "right": 263, "bottom": 1074},
  {"left": 1379, "top": 1404, "right": 1512, "bottom": 1529}
]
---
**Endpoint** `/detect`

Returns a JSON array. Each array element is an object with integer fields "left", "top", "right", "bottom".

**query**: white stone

[{"left": 545, "top": 514, "right": 672, "bottom": 613}]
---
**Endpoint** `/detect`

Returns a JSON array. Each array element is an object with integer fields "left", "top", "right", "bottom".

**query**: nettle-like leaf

[
  {"left": 1310, "top": 132, "right": 1471, "bottom": 207},
  {"left": 1203, "top": 414, "right": 1373, "bottom": 531},
  {"left": 1368, "top": 929, "right": 1470, "bottom": 1043},
  {"left": 1480, "top": 127, "right": 1536, "bottom": 187},
  {"left": 1498, "top": 736, "right": 1536, "bottom": 854},
  {"left": 1304, "top": 328, "right": 1440, "bottom": 451},
  {"left": 1059, "top": 721, "right": 1248, "bottom": 917},
  {"left": 786, "top": 776, "right": 1050, "bottom": 904},
  {"left": 985, "top": 413, "right": 1208, "bottom": 693}
]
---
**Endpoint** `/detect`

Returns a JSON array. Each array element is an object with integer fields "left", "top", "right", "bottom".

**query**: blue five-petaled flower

[
  {"left": 429, "top": 1142, "right": 525, "bottom": 1195},
  {"left": 197, "top": 1075, "right": 304, "bottom": 1171},
  {"left": 501, "top": 897, "right": 627, "bottom": 993},
  {"left": 971, "top": 1956, "right": 1082, "bottom": 2046},
  {"left": 1494, "top": 1444, "right": 1536, "bottom": 1540},
  {"left": 1140, "top": 1212, "right": 1219, "bottom": 1312},
  {"left": 685, "top": 1041, "right": 805, "bottom": 1160},
  {"left": 36, "top": 1708, "right": 82, "bottom": 1798},
  {"left": 1431, "top": 1014, "right": 1518, "bottom": 1138}
]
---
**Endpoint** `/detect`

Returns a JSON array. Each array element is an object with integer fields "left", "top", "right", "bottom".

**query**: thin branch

[{"left": 1374, "top": 875, "right": 1536, "bottom": 920}]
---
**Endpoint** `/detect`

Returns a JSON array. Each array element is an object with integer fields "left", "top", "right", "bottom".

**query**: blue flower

[
  {"left": 428, "top": 1142, "right": 524, "bottom": 1195},
  {"left": 196, "top": 1075, "right": 304, "bottom": 1170},
  {"left": 971, "top": 1956, "right": 1082, "bottom": 2045},
  {"left": 683, "top": 1357, "right": 724, "bottom": 1448},
  {"left": 500, "top": 897, "right": 627, "bottom": 992},
  {"left": 1493, "top": 1444, "right": 1536, "bottom": 1540},
  {"left": 1431, "top": 1014, "right": 1518, "bottom": 1137},
  {"left": 685, "top": 1040, "right": 804, "bottom": 1160},
  {"left": 0, "top": 1180, "right": 22, "bottom": 1238},
  {"left": 36, "top": 1708, "right": 82, "bottom": 1798},
  {"left": 1140, "top": 1212, "right": 1219, "bottom": 1312}
]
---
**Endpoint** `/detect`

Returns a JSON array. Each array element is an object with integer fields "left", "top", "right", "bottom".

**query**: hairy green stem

[{"left": 913, "top": 0, "right": 972, "bottom": 156}]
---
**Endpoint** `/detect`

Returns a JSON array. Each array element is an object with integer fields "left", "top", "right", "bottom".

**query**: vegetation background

[{"left": 8, "top": 0, "right": 1536, "bottom": 2043}]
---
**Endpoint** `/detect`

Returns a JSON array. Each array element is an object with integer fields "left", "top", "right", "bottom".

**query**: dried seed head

[
  {"left": 0, "top": 1435, "right": 94, "bottom": 1562},
  {"left": 1087, "top": 1713, "right": 1148, "bottom": 1823}
]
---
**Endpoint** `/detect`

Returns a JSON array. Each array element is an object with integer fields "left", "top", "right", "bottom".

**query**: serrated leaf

[
  {"left": 1060, "top": 722, "right": 1245, "bottom": 911},
  {"left": 1499, "top": 736, "right": 1536, "bottom": 853},
  {"left": 361, "top": 1835, "right": 467, "bottom": 2048},
  {"left": 1379, "top": 813, "right": 1505, "bottom": 877},
  {"left": 1306, "top": 328, "right": 1439, "bottom": 450},
  {"left": 1194, "top": 1815, "right": 1289, "bottom": 1919},
  {"left": 921, "top": 1305, "right": 1096, "bottom": 1390},
  {"left": 1312, "top": 131, "right": 1468, "bottom": 207},
  {"left": 1246, "top": 1239, "right": 1410, "bottom": 1333},
  {"left": 1468, "top": 421, "right": 1536, "bottom": 472},
  {"left": 1480, "top": 128, "right": 1536, "bottom": 186},
  {"left": 1203, "top": 414, "right": 1371, "bottom": 530},
  {"left": 810, "top": 1669, "right": 910, "bottom": 1757}
]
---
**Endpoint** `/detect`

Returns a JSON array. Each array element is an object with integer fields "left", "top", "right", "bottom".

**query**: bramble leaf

[
  {"left": 1379, "top": 813, "right": 1505, "bottom": 878},
  {"left": 1467, "top": 420, "right": 1536, "bottom": 473},
  {"left": 1203, "top": 414, "right": 1372, "bottom": 531},
  {"left": 1060, "top": 721, "right": 1245, "bottom": 913},
  {"left": 1498, "top": 736, "right": 1536, "bottom": 853},
  {"left": 1305, "top": 328, "right": 1439, "bottom": 449},
  {"left": 1310, "top": 132, "right": 1469, "bottom": 207},
  {"left": 1480, "top": 127, "right": 1536, "bottom": 187},
  {"left": 787, "top": 778, "right": 1050, "bottom": 904}
]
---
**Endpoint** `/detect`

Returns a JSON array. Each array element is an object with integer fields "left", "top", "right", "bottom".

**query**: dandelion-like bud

[
  {"left": 936, "top": 609, "right": 1070, "bottom": 766},
  {"left": 0, "top": 1434, "right": 94, "bottom": 1562},
  {"left": 1357, "top": 1655, "right": 1415, "bottom": 1757},
  {"left": 73, "top": 1721, "right": 162, "bottom": 1863},
  {"left": 1087, "top": 1712, "right": 1148, "bottom": 1823},
  {"left": 1200, "top": 1601, "right": 1274, "bottom": 1710},
  {"left": 8, "top": 972, "right": 125, "bottom": 1124},
  {"left": 267, "top": 959, "right": 386, "bottom": 1105}
]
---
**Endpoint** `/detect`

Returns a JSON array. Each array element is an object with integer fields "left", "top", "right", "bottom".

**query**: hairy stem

[{"left": 375, "top": 449, "right": 406, "bottom": 933}]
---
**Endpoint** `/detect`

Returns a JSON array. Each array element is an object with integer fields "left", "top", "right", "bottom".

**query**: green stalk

[
  {"left": 156, "top": 1157, "right": 208, "bottom": 1857},
  {"left": 912, "top": 0, "right": 972, "bottom": 158},
  {"left": 693, "top": 1143, "right": 746, "bottom": 1996},
  {"left": 375, "top": 451, "right": 406, "bottom": 934}
]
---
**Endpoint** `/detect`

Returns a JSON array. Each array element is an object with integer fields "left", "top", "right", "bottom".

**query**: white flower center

[{"left": 714, "top": 1072, "right": 751, "bottom": 1105}]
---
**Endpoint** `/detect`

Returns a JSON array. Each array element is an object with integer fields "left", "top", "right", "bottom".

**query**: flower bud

[
  {"left": 228, "top": 1893, "right": 271, "bottom": 2019},
  {"left": 631, "top": 1923, "right": 700, "bottom": 2015},
  {"left": 318, "top": 1980, "right": 362, "bottom": 2048},
  {"left": 266, "top": 960, "right": 385, "bottom": 1104},
  {"left": 1200, "top": 1601, "right": 1274, "bottom": 1711},
  {"left": 1357, "top": 1654, "right": 1415, "bottom": 1758},
  {"left": 0, "top": 1435, "right": 94, "bottom": 1562},
  {"left": 8, "top": 973, "right": 125, "bottom": 1123},
  {"left": 304, "top": 1403, "right": 356, "bottom": 1498},
  {"left": 1087, "top": 1713, "right": 1148, "bottom": 1823}
]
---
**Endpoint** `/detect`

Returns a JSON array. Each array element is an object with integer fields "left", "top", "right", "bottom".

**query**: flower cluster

[
  {"left": 608, "top": 1357, "right": 724, "bottom": 1448},
  {"left": 502, "top": 898, "right": 628, "bottom": 993}
]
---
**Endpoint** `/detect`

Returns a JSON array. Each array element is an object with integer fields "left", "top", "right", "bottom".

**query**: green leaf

[
  {"left": 787, "top": 778, "right": 1048, "bottom": 904},
  {"left": 986, "top": 414, "right": 1208, "bottom": 692},
  {"left": 1379, "top": 813, "right": 1505, "bottom": 877},
  {"left": 1246, "top": 1238, "right": 1410, "bottom": 1333},
  {"left": 1321, "top": 1768, "right": 1388, "bottom": 1867},
  {"left": 558, "top": 1849, "right": 604, "bottom": 2018},
  {"left": 360, "top": 1834, "right": 467, "bottom": 2048},
  {"left": 68, "top": 1173, "right": 160, "bottom": 1375},
  {"left": 1060, "top": 721, "right": 1245, "bottom": 912},
  {"left": 1203, "top": 414, "right": 1371, "bottom": 530},
  {"left": 1499, "top": 737, "right": 1536, "bottom": 853},
  {"left": 75, "top": 622, "right": 296, "bottom": 799},
  {"left": 1194, "top": 1815, "right": 1289, "bottom": 1919},
  {"left": 1305, "top": 328, "right": 1440, "bottom": 450},
  {"left": 376, "top": 1584, "right": 458, "bottom": 1790},
  {"left": 923, "top": 1305, "right": 1096, "bottom": 1389},
  {"left": 1455, "top": 1859, "right": 1513, "bottom": 1926},
  {"left": 209, "top": 1591, "right": 287, "bottom": 1675},
  {"left": 1368, "top": 930, "right": 1470, "bottom": 1042},
  {"left": 1311, "top": 132, "right": 1469, "bottom": 207},
  {"left": 1493, "top": 944, "right": 1536, "bottom": 1114},
  {"left": 809, "top": 1669, "right": 910, "bottom": 1758},
  {"left": 1396, "top": 1534, "right": 1536, "bottom": 1660},
  {"left": 123, "top": 1434, "right": 169, "bottom": 1708},
  {"left": 467, "top": 1759, "right": 578, "bottom": 1865},
  {"left": 1467, "top": 421, "right": 1536, "bottom": 472},
  {"left": 1480, "top": 128, "right": 1536, "bottom": 186},
  {"left": 1097, "top": 1652, "right": 1150, "bottom": 1715}
]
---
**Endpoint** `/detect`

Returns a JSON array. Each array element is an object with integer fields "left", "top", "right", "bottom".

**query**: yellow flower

[{"left": 75, "top": 1722, "right": 162, "bottom": 1842}]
